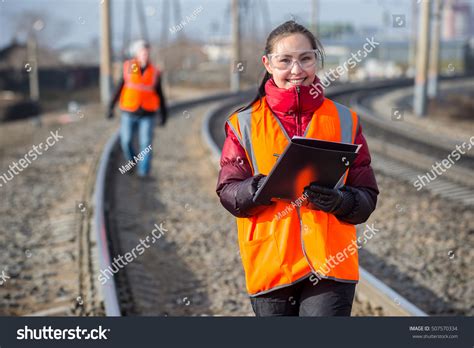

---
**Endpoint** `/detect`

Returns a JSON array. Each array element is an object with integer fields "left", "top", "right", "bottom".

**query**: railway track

[
  {"left": 346, "top": 81, "right": 474, "bottom": 205},
  {"left": 94, "top": 92, "right": 252, "bottom": 316},
  {"left": 0, "top": 104, "right": 111, "bottom": 316},
  {"left": 96, "top": 77, "right": 472, "bottom": 316},
  {"left": 335, "top": 79, "right": 473, "bottom": 316}
]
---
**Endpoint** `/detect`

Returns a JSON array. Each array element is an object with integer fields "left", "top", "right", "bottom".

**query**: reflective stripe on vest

[
  {"left": 226, "top": 97, "right": 360, "bottom": 296},
  {"left": 122, "top": 81, "right": 156, "bottom": 92},
  {"left": 334, "top": 101, "right": 357, "bottom": 188},
  {"left": 227, "top": 108, "right": 260, "bottom": 175}
]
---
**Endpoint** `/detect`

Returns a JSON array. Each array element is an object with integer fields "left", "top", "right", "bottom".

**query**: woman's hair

[{"left": 235, "top": 20, "right": 325, "bottom": 113}]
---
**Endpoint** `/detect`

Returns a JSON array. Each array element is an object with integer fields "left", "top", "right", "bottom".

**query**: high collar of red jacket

[{"left": 264, "top": 76, "right": 325, "bottom": 118}]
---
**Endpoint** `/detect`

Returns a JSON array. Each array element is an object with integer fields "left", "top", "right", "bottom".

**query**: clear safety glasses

[{"left": 266, "top": 49, "right": 320, "bottom": 71}]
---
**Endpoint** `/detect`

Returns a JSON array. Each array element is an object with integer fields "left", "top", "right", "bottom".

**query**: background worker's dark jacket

[{"left": 216, "top": 77, "right": 379, "bottom": 224}]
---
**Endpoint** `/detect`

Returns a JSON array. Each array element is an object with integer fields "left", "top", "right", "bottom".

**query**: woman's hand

[{"left": 303, "top": 183, "right": 355, "bottom": 216}]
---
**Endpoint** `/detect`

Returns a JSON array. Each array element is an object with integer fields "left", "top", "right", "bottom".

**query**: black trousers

[{"left": 250, "top": 276, "right": 356, "bottom": 317}]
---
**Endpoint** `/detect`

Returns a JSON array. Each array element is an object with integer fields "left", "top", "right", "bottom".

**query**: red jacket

[{"left": 216, "top": 77, "right": 379, "bottom": 224}]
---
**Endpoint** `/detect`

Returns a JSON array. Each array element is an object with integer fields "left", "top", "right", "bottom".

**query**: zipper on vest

[{"left": 296, "top": 85, "right": 301, "bottom": 136}]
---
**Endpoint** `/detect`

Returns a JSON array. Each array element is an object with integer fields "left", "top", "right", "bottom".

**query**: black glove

[
  {"left": 159, "top": 110, "right": 167, "bottom": 127},
  {"left": 107, "top": 109, "right": 114, "bottom": 120},
  {"left": 303, "top": 183, "right": 355, "bottom": 216},
  {"left": 254, "top": 175, "right": 270, "bottom": 205},
  {"left": 235, "top": 174, "right": 272, "bottom": 216}
]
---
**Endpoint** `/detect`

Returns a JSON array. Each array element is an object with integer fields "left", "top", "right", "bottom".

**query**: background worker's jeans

[
  {"left": 250, "top": 276, "right": 356, "bottom": 316},
  {"left": 120, "top": 112, "right": 155, "bottom": 176}
]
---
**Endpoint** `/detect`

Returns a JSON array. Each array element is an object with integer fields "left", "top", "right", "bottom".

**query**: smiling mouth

[{"left": 287, "top": 78, "right": 306, "bottom": 85}]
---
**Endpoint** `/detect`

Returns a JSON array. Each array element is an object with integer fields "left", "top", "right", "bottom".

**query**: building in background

[{"left": 442, "top": 0, "right": 473, "bottom": 40}]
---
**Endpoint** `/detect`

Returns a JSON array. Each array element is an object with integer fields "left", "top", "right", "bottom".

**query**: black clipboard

[{"left": 253, "top": 136, "right": 361, "bottom": 202}]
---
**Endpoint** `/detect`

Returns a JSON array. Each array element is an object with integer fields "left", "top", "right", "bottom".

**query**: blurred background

[
  {"left": 0, "top": 0, "right": 472, "bottom": 317},
  {"left": 1, "top": 0, "right": 473, "bottom": 119}
]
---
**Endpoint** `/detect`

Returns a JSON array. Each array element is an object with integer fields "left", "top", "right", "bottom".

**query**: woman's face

[{"left": 262, "top": 33, "right": 317, "bottom": 89}]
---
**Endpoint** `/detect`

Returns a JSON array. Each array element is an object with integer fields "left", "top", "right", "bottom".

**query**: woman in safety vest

[
  {"left": 216, "top": 21, "right": 379, "bottom": 316},
  {"left": 108, "top": 40, "right": 168, "bottom": 178}
]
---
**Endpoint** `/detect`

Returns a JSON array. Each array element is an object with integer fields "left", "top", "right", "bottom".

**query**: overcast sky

[{"left": 0, "top": 0, "right": 472, "bottom": 49}]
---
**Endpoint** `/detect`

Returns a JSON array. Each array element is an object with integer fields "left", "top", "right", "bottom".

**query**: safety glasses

[{"left": 266, "top": 49, "right": 320, "bottom": 71}]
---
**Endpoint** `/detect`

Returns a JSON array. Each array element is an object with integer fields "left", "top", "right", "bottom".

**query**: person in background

[{"left": 108, "top": 40, "right": 168, "bottom": 178}]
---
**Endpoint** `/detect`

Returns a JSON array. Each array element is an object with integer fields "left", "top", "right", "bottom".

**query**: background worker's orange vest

[
  {"left": 227, "top": 97, "right": 360, "bottom": 296},
  {"left": 119, "top": 59, "right": 161, "bottom": 112}
]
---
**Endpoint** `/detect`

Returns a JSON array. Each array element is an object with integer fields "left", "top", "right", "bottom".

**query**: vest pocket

[
  {"left": 241, "top": 233, "right": 283, "bottom": 294},
  {"left": 244, "top": 216, "right": 273, "bottom": 243}
]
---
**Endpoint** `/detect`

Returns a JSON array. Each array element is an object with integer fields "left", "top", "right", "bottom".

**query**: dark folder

[{"left": 253, "top": 136, "right": 361, "bottom": 203}]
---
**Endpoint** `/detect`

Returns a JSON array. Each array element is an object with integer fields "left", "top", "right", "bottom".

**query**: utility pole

[
  {"left": 27, "top": 33, "right": 39, "bottom": 101},
  {"left": 122, "top": 0, "right": 132, "bottom": 59},
  {"left": 231, "top": 0, "right": 241, "bottom": 92},
  {"left": 100, "top": 0, "right": 112, "bottom": 106},
  {"left": 136, "top": 0, "right": 149, "bottom": 42},
  {"left": 161, "top": 0, "right": 169, "bottom": 48},
  {"left": 428, "top": 0, "right": 442, "bottom": 99},
  {"left": 172, "top": 0, "right": 183, "bottom": 40},
  {"left": 260, "top": 0, "right": 271, "bottom": 40},
  {"left": 247, "top": 1, "right": 256, "bottom": 40},
  {"left": 414, "top": 0, "right": 431, "bottom": 117},
  {"left": 311, "top": 0, "right": 319, "bottom": 36},
  {"left": 160, "top": 0, "right": 170, "bottom": 100},
  {"left": 408, "top": 0, "right": 417, "bottom": 76}
]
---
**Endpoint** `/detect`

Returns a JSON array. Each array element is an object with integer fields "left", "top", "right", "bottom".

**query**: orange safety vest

[
  {"left": 227, "top": 97, "right": 360, "bottom": 296},
  {"left": 119, "top": 59, "right": 161, "bottom": 112}
]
